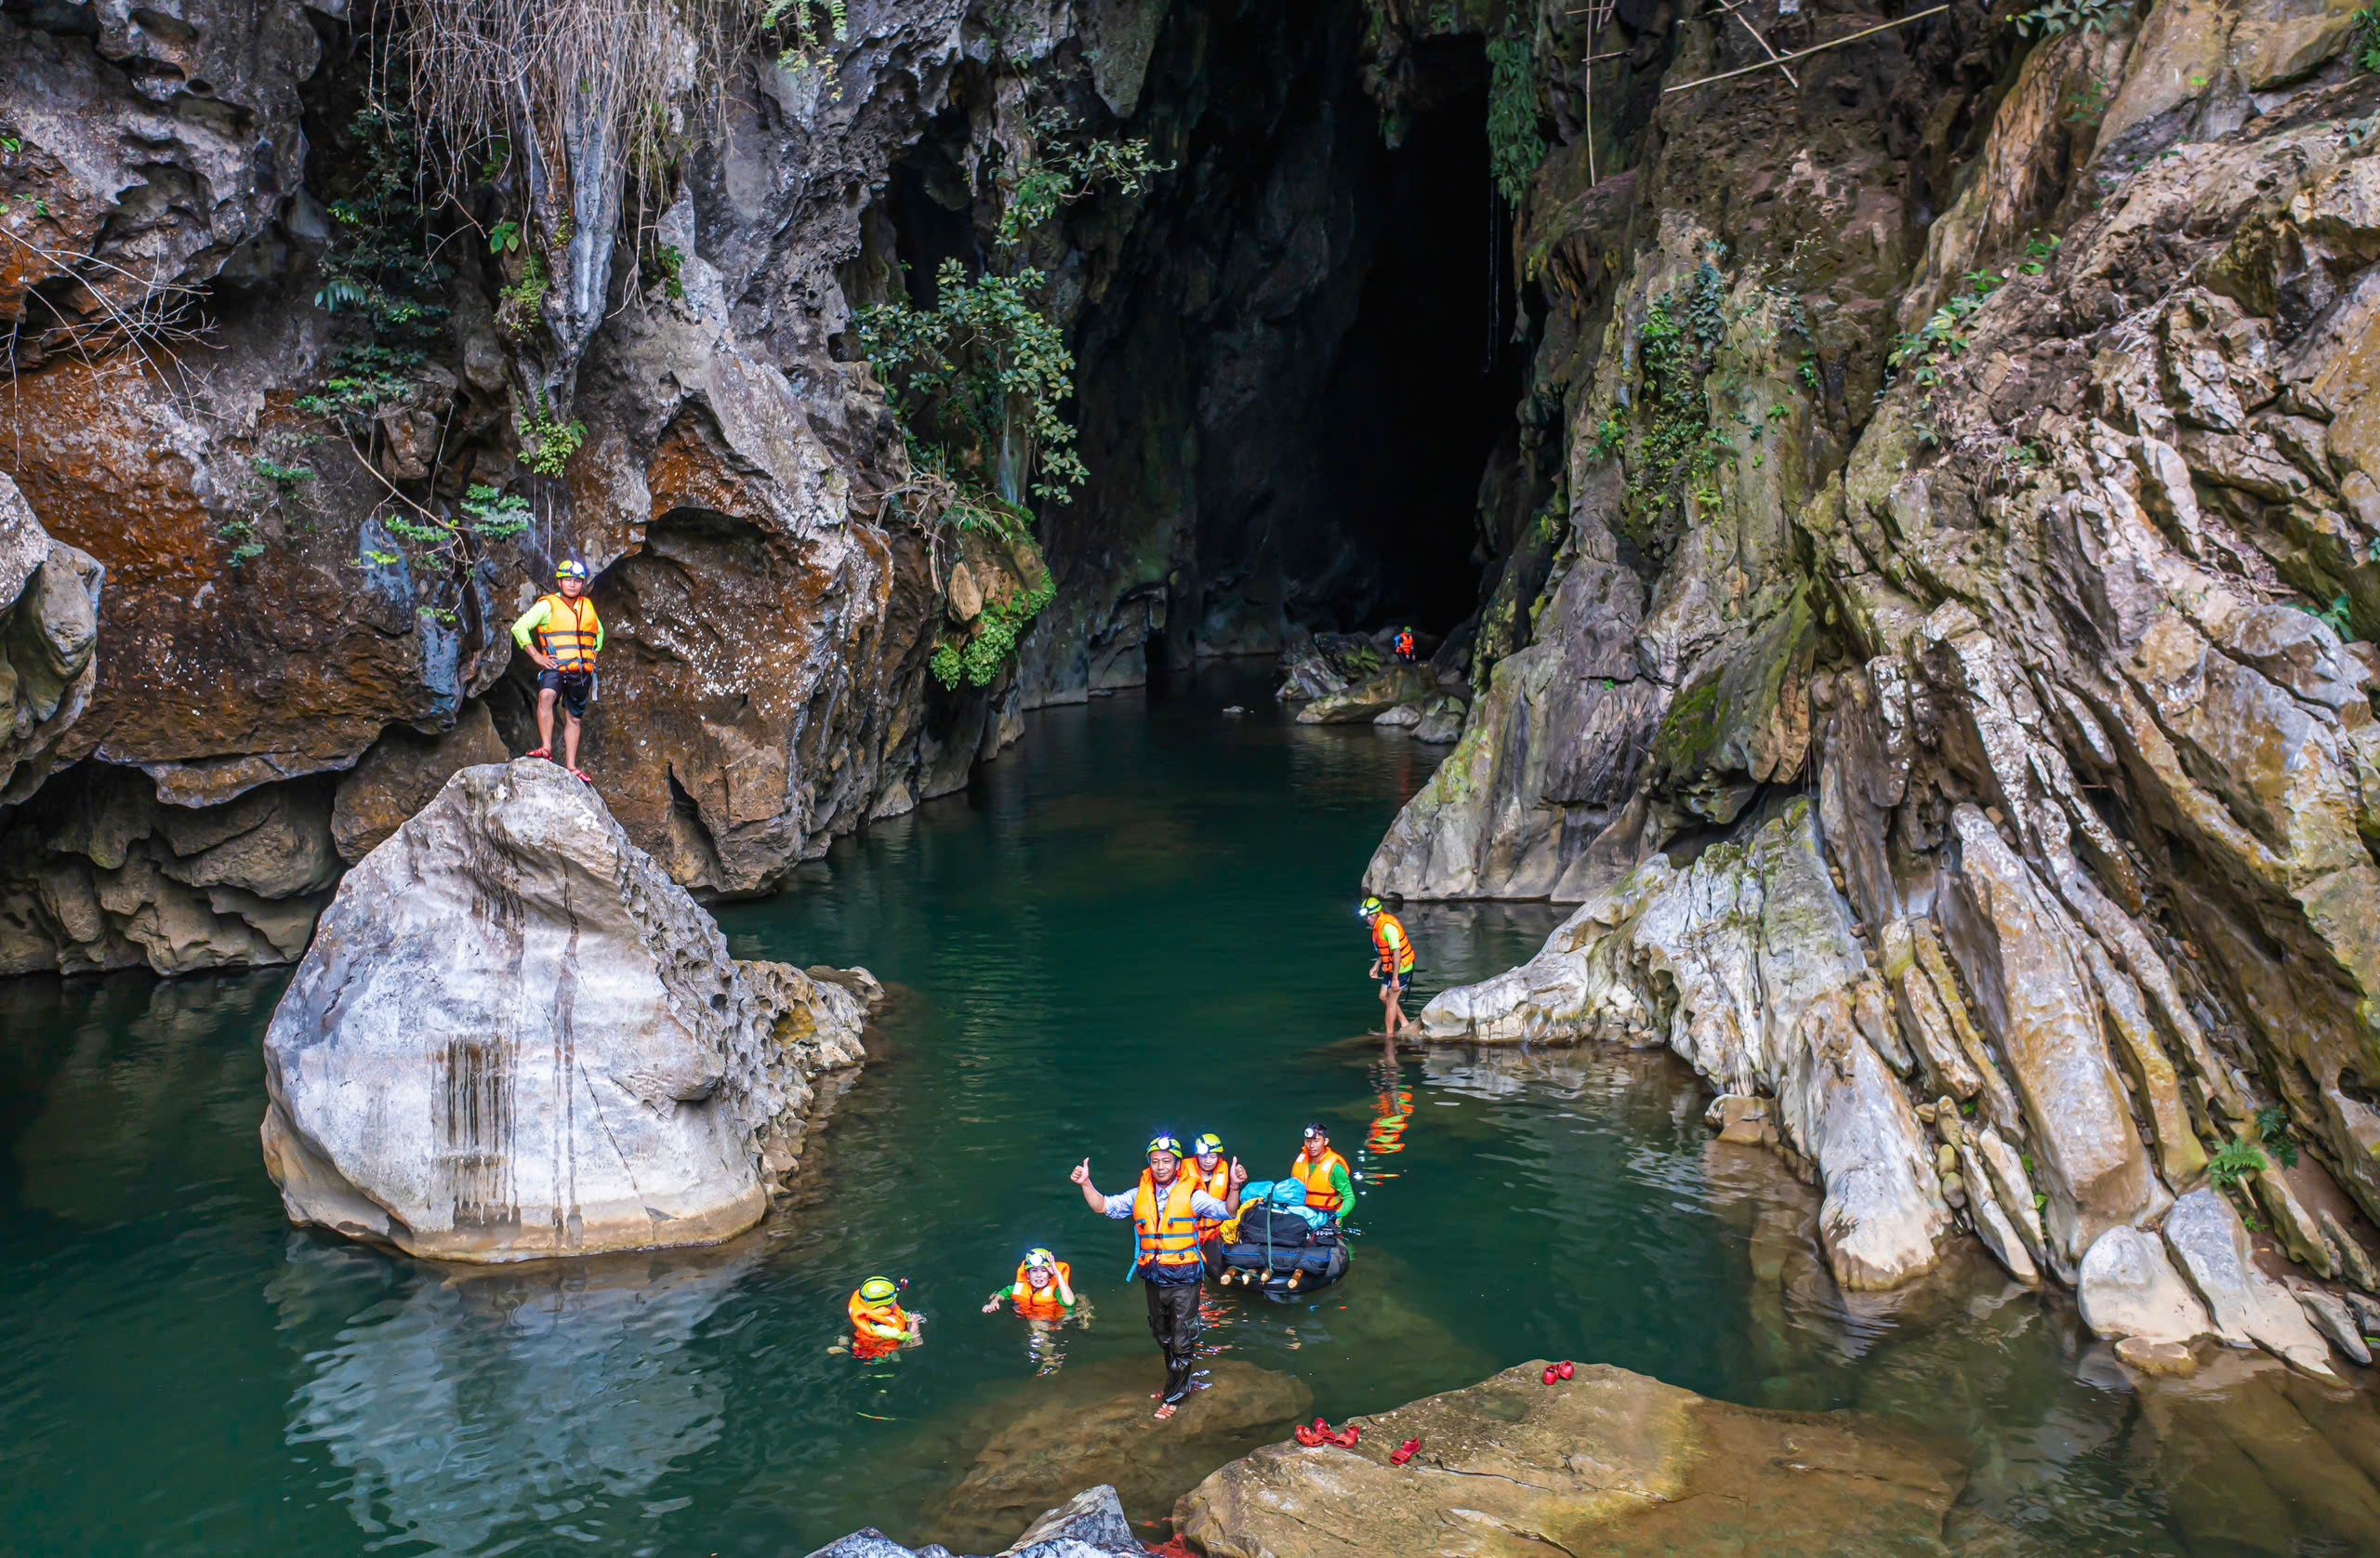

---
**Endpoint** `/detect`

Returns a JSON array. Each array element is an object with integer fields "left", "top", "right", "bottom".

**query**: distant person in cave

[
  {"left": 512, "top": 560, "right": 602, "bottom": 783},
  {"left": 1360, "top": 894, "right": 1417, "bottom": 1038},
  {"left": 1072, "top": 1135, "right": 1243, "bottom": 1420},
  {"left": 1394, "top": 626, "right": 1417, "bottom": 663}
]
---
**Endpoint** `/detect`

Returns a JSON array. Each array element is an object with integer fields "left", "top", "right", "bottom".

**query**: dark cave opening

[{"left": 1293, "top": 48, "right": 1524, "bottom": 640}]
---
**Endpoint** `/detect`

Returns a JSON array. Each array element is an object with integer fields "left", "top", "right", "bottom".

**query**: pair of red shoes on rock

[
  {"left": 1389, "top": 1437, "right": 1421, "bottom": 1466},
  {"left": 1291, "top": 1418, "right": 1360, "bottom": 1448},
  {"left": 1540, "top": 1360, "right": 1577, "bottom": 1385},
  {"left": 525, "top": 748, "right": 593, "bottom": 784}
]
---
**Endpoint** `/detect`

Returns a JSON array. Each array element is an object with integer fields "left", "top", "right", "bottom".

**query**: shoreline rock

[
  {"left": 260, "top": 759, "right": 870, "bottom": 1262},
  {"left": 1173, "top": 1360, "right": 1965, "bottom": 1557}
]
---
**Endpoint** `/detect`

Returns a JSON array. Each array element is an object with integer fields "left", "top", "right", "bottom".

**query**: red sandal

[
  {"left": 1390, "top": 1438, "right": 1420, "bottom": 1466},
  {"left": 526, "top": 746, "right": 551, "bottom": 760},
  {"left": 570, "top": 768, "right": 592, "bottom": 784},
  {"left": 1557, "top": 1361, "right": 1576, "bottom": 1380},
  {"left": 1331, "top": 1424, "right": 1360, "bottom": 1448},
  {"left": 1542, "top": 1367, "right": 1559, "bottom": 1386},
  {"left": 1292, "top": 1423, "right": 1325, "bottom": 1447}
]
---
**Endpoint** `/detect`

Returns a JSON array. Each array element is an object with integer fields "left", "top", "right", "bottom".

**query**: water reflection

[{"left": 274, "top": 1241, "right": 758, "bottom": 1553}]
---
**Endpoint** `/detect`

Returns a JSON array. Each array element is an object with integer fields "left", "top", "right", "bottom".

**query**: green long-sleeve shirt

[
  {"left": 1324, "top": 1161, "right": 1355, "bottom": 1217},
  {"left": 511, "top": 595, "right": 604, "bottom": 655}
]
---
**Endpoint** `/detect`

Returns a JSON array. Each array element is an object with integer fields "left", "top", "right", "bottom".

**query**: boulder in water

[
  {"left": 806, "top": 1484, "right": 1144, "bottom": 1558},
  {"left": 260, "top": 759, "right": 871, "bottom": 1261},
  {"left": 1174, "top": 1360, "right": 1964, "bottom": 1556}
]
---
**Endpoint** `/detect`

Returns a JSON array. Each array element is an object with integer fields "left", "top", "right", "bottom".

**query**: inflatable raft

[{"left": 1210, "top": 1182, "right": 1351, "bottom": 1301}]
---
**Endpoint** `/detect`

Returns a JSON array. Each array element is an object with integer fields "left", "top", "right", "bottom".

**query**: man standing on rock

[
  {"left": 1361, "top": 894, "right": 1417, "bottom": 1038},
  {"left": 512, "top": 560, "right": 602, "bottom": 783},
  {"left": 1073, "top": 1135, "right": 1244, "bottom": 1420}
]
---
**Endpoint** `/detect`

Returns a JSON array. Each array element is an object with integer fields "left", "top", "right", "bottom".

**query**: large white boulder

[{"left": 260, "top": 760, "right": 869, "bottom": 1261}]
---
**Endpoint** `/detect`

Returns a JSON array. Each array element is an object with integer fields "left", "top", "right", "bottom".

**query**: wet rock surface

[
  {"left": 1173, "top": 1360, "right": 1965, "bottom": 1557},
  {"left": 260, "top": 759, "right": 870, "bottom": 1261},
  {"left": 932, "top": 1355, "right": 1313, "bottom": 1553},
  {"left": 807, "top": 1484, "right": 1144, "bottom": 1558}
]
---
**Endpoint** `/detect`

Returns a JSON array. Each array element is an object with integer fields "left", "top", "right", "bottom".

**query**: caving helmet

[
  {"left": 857, "top": 1275, "right": 899, "bottom": 1304},
  {"left": 1023, "top": 1248, "right": 1056, "bottom": 1272},
  {"left": 1145, "top": 1133, "right": 1184, "bottom": 1160},
  {"left": 1193, "top": 1132, "right": 1224, "bottom": 1157},
  {"left": 1359, "top": 895, "right": 1383, "bottom": 918},
  {"left": 555, "top": 559, "right": 590, "bottom": 581}
]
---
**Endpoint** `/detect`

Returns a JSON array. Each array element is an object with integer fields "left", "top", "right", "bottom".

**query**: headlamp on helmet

[
  {"left": 1145, "top": 1133, "right": 1184, "bottom": 1159},
  {"left": 1192, "top": 1132, "right": 1223, "bottom": 1156},
  {"left": 857, "top": 1275, "right": 899, "bottom": 1303}
]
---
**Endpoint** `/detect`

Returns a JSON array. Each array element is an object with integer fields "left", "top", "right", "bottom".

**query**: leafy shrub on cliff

[
  {"left": 931, "top": 568, "right": 1056, "bottom": 690},
  {"left": 1486, "top": 36, "right": 1545, "bottom": 206},
  {"left": 305, "top": 105, "right": 450, "bottom": 428},
  {"left": 998, "top": 108, "right": 1172, "bottom": 248},
  {"left": 2013, "top": 0, "right": 2130, "bottom": 38},
  {"left": 2205, "top": 1138, "right": 2268, "bottom": 1192},
  {"left": 858, "top": 261, "right": 1086, "bottom": 513}
]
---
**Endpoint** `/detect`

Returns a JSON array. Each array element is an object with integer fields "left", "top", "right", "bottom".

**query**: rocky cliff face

[
  {"left": 1386, "top": 0, "right": 2380, "bottom": 1371},
  {"left": 0, "top": 0, "right": 1516, "bottom": 974}
]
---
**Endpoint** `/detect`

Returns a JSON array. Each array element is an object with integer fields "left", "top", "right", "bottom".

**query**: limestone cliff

[{"left": 1387, "top": 0, "right": 2380, "bottom": 1372}]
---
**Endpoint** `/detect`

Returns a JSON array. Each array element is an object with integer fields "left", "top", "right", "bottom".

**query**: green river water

[{"left": 6, "top": 666, "right": 2378, "bottom": 1555}]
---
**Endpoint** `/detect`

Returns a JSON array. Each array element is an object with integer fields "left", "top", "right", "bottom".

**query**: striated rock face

[
  {"left": 1173, "top": 1360, "right": 1965, "bottom": 1557},
  {"left": 259, "top": 759, "right": 869, "bottom": 1261},
  {"left": 0, "top": 471, "right": 99, "bottom": 804},
  {"left": 1364, "top": 0, "right": 2380, "bottom": 1376},
  {"left": 1420, "top": 805, "right": 1950, "bottom": 1290},
  {"left": 0, "top": 763, "right": 337, "bottom": 976}
]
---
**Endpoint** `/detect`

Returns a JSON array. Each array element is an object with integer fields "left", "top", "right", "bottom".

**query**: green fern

[{"left": 2205, "top": 1138, "right": 2268, "bottom": 1192}]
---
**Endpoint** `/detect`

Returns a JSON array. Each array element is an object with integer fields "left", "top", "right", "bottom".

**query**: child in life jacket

[
  {"left": 982, "top": 1248, "right": 1077, "bottom": 1320},
  {"left": 847, "top": 1275, "right": 920, "bottom": 1360}
]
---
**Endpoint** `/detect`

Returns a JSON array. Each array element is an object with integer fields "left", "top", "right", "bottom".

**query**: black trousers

[{"left": 1143, "top": 1274, "right": 1203, "bottom": 1404}]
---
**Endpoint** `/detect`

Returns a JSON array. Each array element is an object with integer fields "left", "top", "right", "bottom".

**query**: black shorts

[
  {"left": 1382, "top": 969, "right": 1416, "bottom": 995},
  {"left": 539, "top": 667, "right": 593, "bottom": 718}
]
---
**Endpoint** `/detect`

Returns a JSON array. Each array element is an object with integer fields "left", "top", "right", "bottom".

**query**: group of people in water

[
  {"left": 845, "top": 893, "right": 1415, "bottom": 1421},
  {"left": 846, "top": 1126, "right": 1359, "bottom": 1418}
]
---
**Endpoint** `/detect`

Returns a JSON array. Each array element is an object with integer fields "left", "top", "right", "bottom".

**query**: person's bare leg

[
  {"left": 1387, "top": 981, "right": 1406, "bottom": 1039},
  {"left": 535, "top": 687, "right": 558, "bottom": 755},
  {"left": 562, "top": 711, "right": 582, "bottom": 771}
]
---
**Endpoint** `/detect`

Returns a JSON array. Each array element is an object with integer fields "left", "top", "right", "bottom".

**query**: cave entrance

[{"left": 1298, "top": 50, "right": 1523, "bottom": 640}]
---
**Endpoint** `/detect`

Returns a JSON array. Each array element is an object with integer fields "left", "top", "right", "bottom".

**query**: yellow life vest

[
  {"left": 536, "top": 593, "right": 601, "bottom": 672},
  {"left": 1133, "top": 1168, "right": 1205, "bottom": 1270}
]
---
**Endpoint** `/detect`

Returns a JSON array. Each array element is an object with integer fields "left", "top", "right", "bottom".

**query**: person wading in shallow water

[
  {"left": 512, "top": 560, "right": 602, "bottom": 782},
  {"left": 1073, "top": 1135, "right": 1243, "bottom": 1420},
  {"left": 1361, "top": 894, "right": 1417, "bottom": 1038},
  {"left": 1289, "top": 1122, "right": 1356, "bottom": 1221}
]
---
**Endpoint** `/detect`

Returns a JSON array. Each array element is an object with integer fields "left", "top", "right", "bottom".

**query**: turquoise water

[{"left": 5, "top": 666, "right": 2378, "bottom": 1554}]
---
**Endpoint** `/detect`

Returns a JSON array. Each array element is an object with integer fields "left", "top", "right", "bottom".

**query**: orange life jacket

[
  {"left": 1010, "top": 1260, "right": 1073, "bottom": 1320},
  {"left": 848, "top": 1291, "right": 912, "bottom": 1342},
  {"left": 536, "top": 592, "right": 601, "bottom": 672},
  {"left": 1133, "top": 1168, "right": 1206, "bottom": 1271},
  {"left": 1371, "top": 912, "right": 1415, "bottom": 973},
  {"left": 1188, "top": 1158, "right": 1231, "bottom": 1242},
  {"left": 1395, "top": 632, "right": 1415, "bottom": 657},
  {"left": 1291, "top": 1148, "right": 1352, "bottom": 1213}
]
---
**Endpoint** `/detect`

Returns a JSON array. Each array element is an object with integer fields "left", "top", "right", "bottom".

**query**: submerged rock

[
  {"left": 259, "top": 759, "right": 869, "bottom": 1261},
  {"left": 806, "top": 1484, "right": 1143, "bottom": 1558},
  {"left": 933, "top": 1355, "right": 1311, "bottom": 1553},
  {"left": 1173, "top": 1360, "right": 1964, "bottom": 1556}
]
